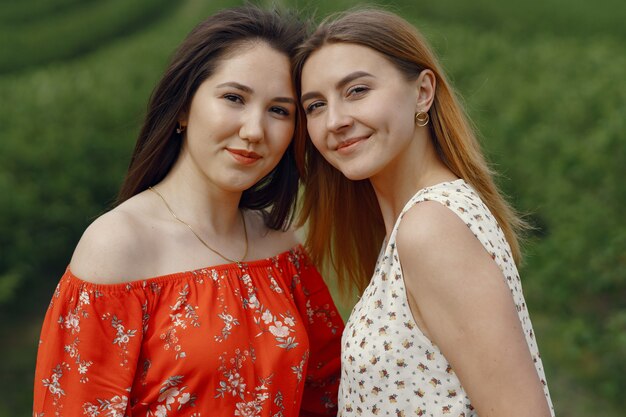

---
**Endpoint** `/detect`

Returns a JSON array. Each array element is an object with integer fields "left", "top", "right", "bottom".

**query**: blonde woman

[{"left": 294, "top": 9, "right": 554, "bottom": 417}]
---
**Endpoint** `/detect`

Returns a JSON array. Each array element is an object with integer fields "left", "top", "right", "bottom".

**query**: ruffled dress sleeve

[
  {"left": 33, "top": 269, "right": 146, "bottom": 416},
  {"left": 288, "top": 252, "right": 344, "bottom": 417}
]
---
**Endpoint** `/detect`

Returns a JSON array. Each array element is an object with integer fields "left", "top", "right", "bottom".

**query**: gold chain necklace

[{"left": 148, "top": 186, "right": 248, "bottom": 263}]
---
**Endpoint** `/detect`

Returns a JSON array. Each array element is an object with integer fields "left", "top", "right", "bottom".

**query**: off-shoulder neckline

[{"left": 65, "top": 244, "right": 306, "bottom": 291}]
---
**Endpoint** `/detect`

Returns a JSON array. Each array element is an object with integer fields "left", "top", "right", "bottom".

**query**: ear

[
  {"left": 178, "top": 111, "right": 188, "bottom": 127},
  {"left": 414, "top": 69, "right": 436, "bottom": 113}
]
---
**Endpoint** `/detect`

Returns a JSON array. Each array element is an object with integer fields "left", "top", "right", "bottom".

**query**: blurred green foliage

[
  {"left": 0, "top": 0, "right": 623, "bottom": 415},
  {"left": 433, "top": 23, "right": 626, "bottom": 405},
  {"left": 394, "top": 0, "right": 626, "bottom": 40},
  {"left": 0, "top": 0, "right": 177, "bottom": 73},
  {"left": 0, "top": 0, "right": 90, "bottom": 23}
]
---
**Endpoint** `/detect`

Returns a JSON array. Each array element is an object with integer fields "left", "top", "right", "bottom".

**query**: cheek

[
  {"left": 306, "top": 118, "right": 327, "bottom": 152},
  {"left": 374, "top": 104, "right": 415, "bottom": 141},
  {"left": 270, "top": 122, "right": 295, "bottom": 154}
]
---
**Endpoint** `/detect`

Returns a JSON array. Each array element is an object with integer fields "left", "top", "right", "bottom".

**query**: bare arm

[{"left": 396, "top": 201, "right": 551, "bottom": 417}]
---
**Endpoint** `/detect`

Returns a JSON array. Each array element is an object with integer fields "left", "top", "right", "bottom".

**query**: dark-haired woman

[
  {"left": 33, "top": 7, "right": 342, "bottom": 416},
  {"left": 295, "top": 8, "right": 553, "bottom": 417}
]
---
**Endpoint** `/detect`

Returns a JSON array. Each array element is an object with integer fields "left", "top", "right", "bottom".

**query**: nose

[
  {"left": 239, "top": 111, "right": 264, "bottom": 143},
  {"left": 326, "top": 102, "right": 353, "bottom": 133}
]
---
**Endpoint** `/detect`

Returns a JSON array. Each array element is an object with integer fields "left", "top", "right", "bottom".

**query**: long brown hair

[
  {"left": 116, "top": 6, "right": 307, "bottom": 230},
  {"left": 293, "top": 8, "right": 527, "bottom": 294}
]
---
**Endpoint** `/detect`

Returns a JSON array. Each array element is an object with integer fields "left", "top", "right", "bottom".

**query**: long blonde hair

[{"left": 293, "top": 9, "right": 527, "bottom": 295}]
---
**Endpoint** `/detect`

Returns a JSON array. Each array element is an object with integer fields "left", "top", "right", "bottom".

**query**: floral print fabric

[
  {"left": 339, "top": 180, "right": 554, "bottom": 416},
  {"left": 34, "top": 245, "right": 343, "bottom": 417}
]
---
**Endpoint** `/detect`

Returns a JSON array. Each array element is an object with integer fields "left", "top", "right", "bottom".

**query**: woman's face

[
  {"left": 179, "top": 41, "right": 296, "bottom": 193},
  {"left": 300, "top": 43, "right": 420, "bottom": 181}
]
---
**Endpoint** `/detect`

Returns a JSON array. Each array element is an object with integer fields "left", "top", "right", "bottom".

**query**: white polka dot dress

[{"left": 338, "top": 179, "right": 554, "bottom": 416}]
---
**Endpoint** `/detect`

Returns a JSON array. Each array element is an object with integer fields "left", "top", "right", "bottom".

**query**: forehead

[
  {"left": 301, "top": 43, "right": 393, "bottom": 86},
  {"left": 210, "top": 42, "right": 294, "bottom": 91}
]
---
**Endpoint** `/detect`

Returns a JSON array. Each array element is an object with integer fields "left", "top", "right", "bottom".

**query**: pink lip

[
  {"left": 336, "top": 136, "right": 369, "bottom": 154},
  {"left": 227, "top": 148, "right": 261, "bottom": 165}
]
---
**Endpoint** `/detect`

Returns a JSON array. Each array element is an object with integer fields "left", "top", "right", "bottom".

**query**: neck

[
  {"left": 370, "top": 132, "right": 457, "bottom": 237},
  {"left": 154, "top": 153, "right": 244, "bottom": 236}
]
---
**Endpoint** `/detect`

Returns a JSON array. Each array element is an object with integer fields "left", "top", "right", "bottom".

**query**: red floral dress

[{"left": 33, "top": 245, "right": 343, "bottom": 417}]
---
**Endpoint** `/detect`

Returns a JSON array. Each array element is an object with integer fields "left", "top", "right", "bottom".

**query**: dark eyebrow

[
  {"left": 216, "top": 82, "right": 253, "bottom": 93},
  {"left": 301, "top": 71, "right": 374, "bottom": 103},
  {"left": 336, "top": 71, "right": 374, "bottom": 89},
  {"left": 273, "top": 97, "right": 296, "bottom": 105},
  {"left": 216, "top": 81, "right": 295, "bottom": 105}
]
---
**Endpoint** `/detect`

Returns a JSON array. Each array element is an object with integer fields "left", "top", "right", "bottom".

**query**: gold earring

[
  {"left": 415, "top": 111, "right": 429, "bottom": 127},
  {"left": 176, "top": 122, "right": 186, "bottom": 134}
]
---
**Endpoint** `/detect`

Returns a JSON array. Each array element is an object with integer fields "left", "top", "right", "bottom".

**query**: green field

[{"left": 1, "top": 0, "right": 624, "bottom": 415}]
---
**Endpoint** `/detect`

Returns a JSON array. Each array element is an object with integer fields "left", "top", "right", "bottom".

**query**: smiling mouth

[
  {"left": 336, "top": 136, "right": 369, "bottom": 152},
  {"left": 227, "top": 148, "right": 261, "bottom": 165}
]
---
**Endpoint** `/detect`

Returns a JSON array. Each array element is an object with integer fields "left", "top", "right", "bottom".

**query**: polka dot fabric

[{"left": 339, "top": 179, "right": 554, "bottom": 416}]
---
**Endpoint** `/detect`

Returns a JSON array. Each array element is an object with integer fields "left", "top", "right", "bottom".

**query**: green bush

[
  {"left": 435, "top": 26, "right": 626, "bottom": 406},
  {"left": 392, "top": 0, "right": 626, "bottom": 41},
  {"left": 0, "top": 0, "right": 91, "bottom": 24},
  {"left": 0, "top": 0, "right": 178, "bottom": 73}
]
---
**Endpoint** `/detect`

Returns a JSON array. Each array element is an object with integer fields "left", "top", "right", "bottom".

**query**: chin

[
  {"left": 219, "top": 176, "right": 261, "bottom": 193},
  {"left": 339, "top": 168, "right": 372, "bottom": 182},
  {"left": 323, "top": 160, "right": 366, "bottom": 182}
]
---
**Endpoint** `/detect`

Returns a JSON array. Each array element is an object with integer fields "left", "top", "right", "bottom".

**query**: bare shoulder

[
  {"left": 396, "top": 203, "right": 550, "bottom": 417},
  {"left": 396, "top": 200, "right": 497, "bottom": 289},
  {"left": 69, "top": 199, "right": 154, "bottom": 284},
  {"left": 396, "top": 198, "right": 511, "bottom": 352},
  {"left": 396, "top": 200, "right": 471, "bottom": 254}
]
